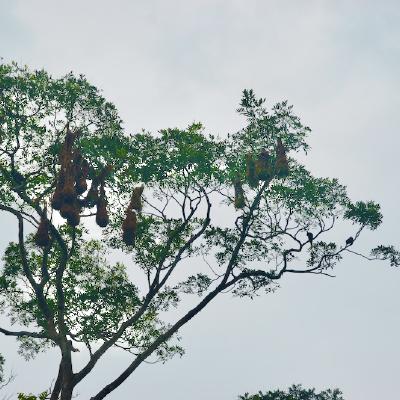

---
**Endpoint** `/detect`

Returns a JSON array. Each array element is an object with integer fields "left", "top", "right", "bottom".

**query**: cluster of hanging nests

[
  {"left": 34, "top": 129, "right": 144, "bottom": 248},
  {"left": 234, "top": 138, "right": 289, "bottom": 209}
]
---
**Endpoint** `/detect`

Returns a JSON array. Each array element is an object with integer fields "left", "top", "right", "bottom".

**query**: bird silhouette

[
  {"left": 306, "top": 231, "right": 313, "bottom": 245},
  {"left": 345, "top": 237, "right": 354, "bottom": 246}
]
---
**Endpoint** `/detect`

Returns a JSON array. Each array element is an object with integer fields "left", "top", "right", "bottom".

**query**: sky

[{"left": 1, "top": 0, "right": 400, "bottom": 399}]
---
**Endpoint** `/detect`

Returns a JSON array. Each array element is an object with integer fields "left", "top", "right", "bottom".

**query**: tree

[
  {"left": 0, "top": 354, "right": 15, "bottom": 400},
  {"left": 239, "top": 384, "right": 345, "bottom": 400},
  {"left": 0, "top": 62, "right": 394, "bottom": 400}
]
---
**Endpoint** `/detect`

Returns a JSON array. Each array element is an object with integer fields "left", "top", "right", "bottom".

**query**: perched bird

[
  {"left": 345, "top": 236, "right": 354, "bottom": 246},
  {"left": 306, "top": 231, "right": 314, "bottom": 245}
]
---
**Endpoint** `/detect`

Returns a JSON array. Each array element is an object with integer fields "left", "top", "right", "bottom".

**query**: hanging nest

[
  {"left": 58, "top": 129, "right": 77, "bottom": 168},
  {"left": 76, "top": 175, "right": 88, "bottom": 196},
  {"left": 79, "top": 165, "right": 112, "bottom": 209},
  {"left": 275, "top": 138, "right": 289, "bottom": 178},
  {"left": 52, "top": 129, "right": 78, "bottom": 211},
  {"left": 60, "top": 170, "right": 77, "bottom": 205},
  {"left": 95, "top": 184, "right": 109, "bottom": 228},
  {"left": 66, "top": 206, "right": 81, "bottom": 227},
  {"left": 59, "top": 201, "right": 81, "bottom": 227},
  {"left": 81, "top": 182, "right": 99, "bottom": 208},
  {"left": 60, "top": 199, "right": 81, "bottom": 226},
  {"left": 34, "top": 215, "right": 50, "bottom": 247},
  {"left": 245, "top": 153, "right": 258, "bottom": 187},
  {"left": 255, "top": 148, "right": 271, "bottom": 181},
  {"left": 52, "top": 166, "right": 76, "bottom": 212},
  {"left": 51, "top": 180, "right": 64, "bottom": 211},
  {"left": 129, "top": 185, "right": 144, "bottom": 212},
  {"left": 74, "top": 153, "right": 89, "bottom": 195},
  {"left": 122, "top": 208, "right": 137, "bottom": 246},
  {"left": 233, "top": 179, "right": 245, "bottom": 209}
]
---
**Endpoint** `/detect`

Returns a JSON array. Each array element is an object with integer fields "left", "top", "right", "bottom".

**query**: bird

[
  {"left": 306, "top": 231, "right": 313, "bottom": 245},
  {"left": 345, "top": 237, "right": 354, "bottom": 246}
]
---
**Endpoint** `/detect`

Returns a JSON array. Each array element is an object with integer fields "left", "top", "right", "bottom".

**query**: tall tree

[
  {"left": 238, "top": 384, "right": 345, "bottom": 400},
  {"left": 0, "top": 63, "right": 396, "bottom": 399}
]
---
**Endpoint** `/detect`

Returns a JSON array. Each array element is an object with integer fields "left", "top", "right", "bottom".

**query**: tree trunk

[
  {"left": 59, "top": 354, "right": 74, "bottom": 400},
  {"left": 49, "top": 363, "right": 62, "bottom": 400}
]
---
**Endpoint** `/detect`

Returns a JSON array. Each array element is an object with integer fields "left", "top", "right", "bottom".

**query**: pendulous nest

[
  {"left": 122, "top": 208, "right": 137, "bottom": 246},
  {"left": 34, "top": 215, "right": 51, "bottom": 247}
]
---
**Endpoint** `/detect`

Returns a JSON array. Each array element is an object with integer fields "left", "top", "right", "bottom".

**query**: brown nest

[
  {"left": 245, "top": 153, "right": 258, "bottom": 187},
  {"left": 34, "top": 216, "right": 50, "bottom": 247},
  {"left": 60, "top": 203, "right": 74, "bottom": 220},
  {"left": 52, "top": 129, "right": 78, "bottom": 211},
  {"left": 74, "top": 156, "right": 89, "bottom": 195},
  {"left": 255, "top": 149, "right": 271, "bottom": 181},
  {"left": 95, "top": 185, "right": 109, "bottom": 228},
  {"left": 81, "top": 183, "right": 99, "bottom": 208},
  {"left": 51, "top": 186, "right": 63, "bottom": 211},
  {"left": 129, "top": 185, "right": 144, "bottom": 211},
  {"left": 275, "top": 138, "right": 289, "bottom": 178},
  {"left": 60, "top": 170, "right": 76, "bottom": 204},
  {"left": 122, "top": 208, "right": 137, "bottom": 246},
  {"left": 67, "top": 208, "right": 81, "bottom": 227},
  {"left": 58, "top": 129, "right": 76, "bottom": 167}
]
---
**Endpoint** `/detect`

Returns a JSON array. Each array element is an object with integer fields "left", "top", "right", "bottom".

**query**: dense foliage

[{"left": 239, "top": 385, "right": 344, "bottom": 400}]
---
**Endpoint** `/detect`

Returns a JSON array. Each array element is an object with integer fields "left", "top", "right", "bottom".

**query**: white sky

[{"left": 1, "top": 1, "right": 400, "bottom": 399}]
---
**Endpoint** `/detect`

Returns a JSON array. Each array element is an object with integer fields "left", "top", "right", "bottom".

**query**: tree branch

[{"left": 0, "top": 326, "right": 49, "bottom": 340}]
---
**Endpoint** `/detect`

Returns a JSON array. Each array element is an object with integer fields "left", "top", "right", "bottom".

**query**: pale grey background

[{"left": 1, "top": 1, "right": 400, "bottom": 399}]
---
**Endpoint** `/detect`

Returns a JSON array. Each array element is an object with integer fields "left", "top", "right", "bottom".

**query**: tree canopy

[
  {"left": 239, "top": 384, "right": 345, "bottom": 400},
  {"left": 0, "top": 62, "right": 396, "bottom": 400}
]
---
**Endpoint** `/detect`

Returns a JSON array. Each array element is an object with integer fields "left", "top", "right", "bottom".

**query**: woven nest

[
  {"left": 75, "top": 176, "right": 88, "bottom": 195},
  {"left": 122, "top": 208, "right": 137, "bottom": 246},
  {"left": 96, "top": 185, "right": 109, "bottom": 228},
  {"left": 74, "top": 153, "right": 89, "bottom": 195},
  {"left": 96, "top": 201, "right": 109, "bottom": 228},
  {"left": 34, "top": 216, "right": 50, "bottom": 247},
  {"left": 51, "top": 187, "right": 63, "bottom": 211},
  {"left": 82, "top": 183, "right": 99, "bottom": 208},
  {"left": 58, "top": 130, "right": 76, "bottom": 166},
  {"left": 60, "top": 202, "right": 81, "bottom": 226},
  {"left": 275, "top": 139, "right": 289, "bottom": 178},
  {"left": 67, "top": 208, "right": 81, "bottom": 227},
  {"left": 233, "top": 179, "right": 245, "bottom": 209},
  {"left": 130, "top": 185, "right": 144, "bottom": 211},
  {"left": 245, "top": 153, "right": 258, "bottom": 187},
  {"left": 255, "top": 149, "right": 271, "bottom": 181},
  {"left": 60, "top": 171, "right": 77, "bottom": 203}
]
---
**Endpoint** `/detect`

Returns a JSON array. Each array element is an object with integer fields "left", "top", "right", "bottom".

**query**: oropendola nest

[
  {"left": 52, "top": 129, "right": 114, "bottom": 229},
  {"left": 76, "top": 176, "right": 88, "bottom": 196},
  {"left": 275, "top": 138, "right": 289, "bottom": 178},
  {"left": 52, "top": 129, "right": 78, "bottom": 217},
  {"left": 81, "top": 183, "right": 99, "bottom": 208},
  {"left": 58, "top": 129, "right": 77, "bottom": 167},
  {"left": 122, "top": 208, "right": 137, "bottom": 246},
  {"left": 60, "top": 172, "right": 77, "bottom": 205},
  {"left": 74, "top": 152, "right": 89, "bottom": 195},
  {"left": 77, "top": 165, "right": 112, "bottom": 209},
  {"left": 129, "top": 185, "right": 144, "bottom": 212},
  {"left": 51, "top": 186, "right": 63, "bottom": 211},
  {"left": 255, "top": 148, "right": 271, "bottom": 181},
  {"left": 233, "top": 179, "right": 245, "bottom": 209},
  {"left": 95, "top": 185, "right": 109, "bottom": 228},
  {"left": 60, "top": 202, "right": 81, "bottom": 226},
  {"left": 34, "top": 216, "right": 50, "bottom": 247},
  {"left": 245, "top": 153, "right": 258, "bottom": 187}
]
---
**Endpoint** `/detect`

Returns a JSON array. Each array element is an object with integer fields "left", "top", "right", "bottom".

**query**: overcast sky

[{"left": 1, "top": 1, "right": 400, "bottom": 399}]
